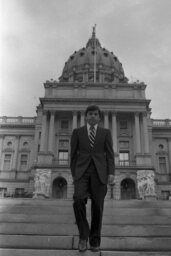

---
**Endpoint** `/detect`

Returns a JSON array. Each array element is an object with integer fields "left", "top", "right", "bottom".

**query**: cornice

[
  {"left": 44, "top": 81, "right": 147, "bottom": 89},
  {"left": 40, "top": 97, "right": 151, "bottom": 105}
]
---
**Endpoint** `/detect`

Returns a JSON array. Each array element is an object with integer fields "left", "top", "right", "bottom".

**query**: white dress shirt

[{"left": 87, "top": 123, "right": 98, "bottom": 137}]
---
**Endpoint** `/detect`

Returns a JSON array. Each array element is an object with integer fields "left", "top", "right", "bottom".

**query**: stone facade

[{"left": 0, "top": 31, "right": 171, "bottom": 200}]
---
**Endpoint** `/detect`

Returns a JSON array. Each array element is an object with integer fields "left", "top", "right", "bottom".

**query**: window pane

[
  {"left": 58, "top": 151, "right": 69, "bottom": 165},
  {"left": 4, "top": 154, "right": 11, "bottom": 170},
  {"left": 59, "top": 140, "right": 69, "bottom": 147},
  {"left": 61, "top": 120, "right": 69, "bottom": 129},
  {"left": 159, "top": 157, "right": 167, "bottom": 173},
  {"left": 0, "top": 187, "right": 7, "bottom": 197},
  {"left": 120, "top": 120, "right": 128, "bottom": 129},
  {"left": 120, "top": 141, "right": 129, "bottom": 149},
  {"left": 120, "top": 152, "right": 129, "bottom": 161},
  {"left": 20, "top": 154, "right": 28, "bottom": 170},
  {"left": 119, "top": 152, "right": 129, "bottom": 166}
]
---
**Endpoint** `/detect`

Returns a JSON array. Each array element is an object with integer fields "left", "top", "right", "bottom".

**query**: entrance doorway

[
  {"left": 52, "top": 177, "right": 67, "bottom": 199},
  {"left": 121, "top": 178, "right": 136, "bottom": 199}
]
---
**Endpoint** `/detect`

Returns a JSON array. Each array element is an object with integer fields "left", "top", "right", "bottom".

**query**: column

[
  {"left": 142, "top": 112, "right": 150, "bottom": 153},
  {"left": 48, "top": 111, "right": 55, "bottom": 152},
  {"left": 83, "top": 72, "right": 88, "bottom": 82},
  {"left": 0, "top": 135, "right": 4, "bottom": 159},
  {"left": 32, "top": 127, "right": 39, "bottom": 164},
  {"left": 0, "top": 135, "right": 4, "bottom": 169},
  {"left": 135, "top": 112, "right": 141, "bottom": 153},
  {"left": 72, "top": 111, "right": 77, "bottom": 130},
  {"left": 40, "top": 110, "right": 48, "bottom": 152},
  {"left": 168, "top": 139, "right": 171, "bottom": 175},
  {"left": 112, "top": 112, "right": 117, "bottom": 152},
  {"left": 80, "top": 111, "right": 85, "bottom": 127},
  {"left": 104, "top": 111, "right": 109, "bottom": 129},
  {"left": 12, "top": 135, "right": 20, "bottom": 169}
]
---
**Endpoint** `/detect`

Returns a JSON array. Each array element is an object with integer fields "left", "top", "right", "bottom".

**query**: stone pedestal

[
  {"left": 33, "top": 169, "right": 52, "bottom": 198},
  {"left": 135, "top": 153, "right": 152, "bottom": 166},
  {"left": 37, "top": 151, "right": 54, "bottom": 165},
  {"left": 137, "top": 170, "right": 157, "bottom": 200}
]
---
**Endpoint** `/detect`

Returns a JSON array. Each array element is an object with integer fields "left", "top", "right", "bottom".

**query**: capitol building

[{"left": 0, "top": 30, "right": 171, "bottom": 200}]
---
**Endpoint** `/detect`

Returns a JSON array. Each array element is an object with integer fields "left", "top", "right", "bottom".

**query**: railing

[
  {"left": 52, "top": 160, "right": 70, "bottom": 166},
  {"left": 118, "top": 160, "right": 136, "bottom": 167},
  {"left": 152, "top": 119, "right": 171, "bottom": 127},
  {"left": 0, "top": 116, "right": 36, "bottom": 124}
]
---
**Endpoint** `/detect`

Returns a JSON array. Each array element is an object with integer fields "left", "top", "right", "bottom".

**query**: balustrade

[
  {"left": 0, "top": 116, "right": 36, "bottom": 124},
  {"left": 152, "top": 119, "right": 171, "bottom": 127}
]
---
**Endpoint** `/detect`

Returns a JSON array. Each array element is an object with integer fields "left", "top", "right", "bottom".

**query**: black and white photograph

[{"left": 0, "top": 0, "right": 171, "bottom": 255}]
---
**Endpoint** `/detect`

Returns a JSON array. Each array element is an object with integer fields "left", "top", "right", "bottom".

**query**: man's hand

[{"left": 108, "top": 174, "right": 115, "bottom": 185}]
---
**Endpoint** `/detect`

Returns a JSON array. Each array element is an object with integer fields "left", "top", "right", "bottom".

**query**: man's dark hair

[{"left": 85, "top": 105, "right": 102, "bottom": 118}]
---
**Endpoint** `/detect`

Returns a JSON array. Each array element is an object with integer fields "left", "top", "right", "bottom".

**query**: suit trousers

[{"left": 73, "top": 160, "right": 107, "bottom": 246}]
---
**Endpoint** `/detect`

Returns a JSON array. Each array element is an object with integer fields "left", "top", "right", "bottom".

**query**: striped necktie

[{"left": 89, "top": 125, "right": 95, "bottom": 148}]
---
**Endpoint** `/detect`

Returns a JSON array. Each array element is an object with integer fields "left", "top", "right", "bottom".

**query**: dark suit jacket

[{"left": 70, "top": 125, "right": 115, "bottom": 184}]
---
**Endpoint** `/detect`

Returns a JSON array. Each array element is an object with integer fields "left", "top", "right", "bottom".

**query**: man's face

[{"left": 85, "top": 110, "right": 100, "bottom": 126}]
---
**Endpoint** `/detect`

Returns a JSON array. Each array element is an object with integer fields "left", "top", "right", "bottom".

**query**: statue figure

[
  {"left": 137, "top": 170, "right": 156, "bottom": 199},
  {"left": 33, "top": 169, "right": 51, "bottom": 198}
]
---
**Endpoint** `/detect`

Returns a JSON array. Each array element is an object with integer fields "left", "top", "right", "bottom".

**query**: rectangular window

[
  {"left": 58, "top": 150, "right": 69, "bottom": 165},
  {"left": 119, "top": 152, "right": 129, "bottom": 166},
  {"left": 3, "top": 154, "right": 11, "bottom": 170},
  {"left": 15, "top": 188, "right": 25, "bottom": 197},
  {"left": 38, "top": 144, "right": 40, "bottom": 152},
  {"left": 120, "top": 120, "right": 128, "bottom": 130},
  {"left": 161, "top": 190, "right": 170, "bottom": 200},
  {"left": 0, "top": 187, "right": 7, "bottom": 197},
  {"left": 159, "top": 157, "right": 167, "bottom": 174},
  {"left": 61, "top": 120, "right": 69, "bottom": 129},
  {"left": 120, "top": 141, "right": 129, "bottom": 149},
  {"left": 59, "top": 139, "right": 69, "bottom": 148},
  {"left": 20, "top": 154, "right": 28, "bottom": 170}
]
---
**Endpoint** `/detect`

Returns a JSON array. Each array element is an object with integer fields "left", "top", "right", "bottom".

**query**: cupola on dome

[{"left": 59, "top": 27, "right": 128, "bottom": 83}]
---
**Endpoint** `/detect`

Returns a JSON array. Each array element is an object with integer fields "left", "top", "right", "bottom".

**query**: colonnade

[{"left": 39, "top": 110, "right": 150, "bottom": 156}]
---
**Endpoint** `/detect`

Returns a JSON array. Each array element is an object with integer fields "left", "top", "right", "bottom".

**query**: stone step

[
  {"left": 1, "top": 198, "right": 171, "bottom": 208},
  {"left": 0, "top": 249, "right": 171, "bottom": 256},
  {"left": 1, "top": 205, "right": 170, "bottom": 216},
  {"left": 0, "top": 235, "right": 73, "bottom": 249},
  {"left": 73, "top": 236, "right": 171, "bottom": 251},
  {"left": 1, "top": 213, "right": 171, "bottom": 225},
  {"left": 0, "top": 235, "right": 171, "bottom": 251},
  {"left": 101, "top": 253, "right": 171, "bottom": 256},
  {"left": 1, "top": 223, "right": 171, "bottom": 237},
  {"left": 101, "top": 252, "right": 171, "bottom": 256}
]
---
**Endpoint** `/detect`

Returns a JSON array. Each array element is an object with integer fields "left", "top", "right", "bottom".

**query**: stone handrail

[
  {"left": 0, "top": 116, "right": 36, "bottom": 124},
  {"left": 152, "top": 119, "right": 171, "bottom": 127}
]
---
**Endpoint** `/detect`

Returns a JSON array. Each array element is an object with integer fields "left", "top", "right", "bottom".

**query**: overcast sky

[{"left": 0, "top": 0, "right": 171, "bottom": 119}]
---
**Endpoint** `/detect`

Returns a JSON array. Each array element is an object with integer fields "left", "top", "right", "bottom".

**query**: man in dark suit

[{"left": 70, "top": 105, "right": 115, "bottom": 252}]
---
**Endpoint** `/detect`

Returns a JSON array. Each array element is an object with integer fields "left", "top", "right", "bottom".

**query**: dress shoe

[
  {"left": 90, "top": 244, "right": 100, "bottom": 252},
  {"left": 78, "top": 239, "right": 87, "bottom": 252}
]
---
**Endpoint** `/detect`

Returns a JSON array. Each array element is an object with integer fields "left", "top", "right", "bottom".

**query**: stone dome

[{"left": 59, "top": 29, "right": 127, "bottom": 83}]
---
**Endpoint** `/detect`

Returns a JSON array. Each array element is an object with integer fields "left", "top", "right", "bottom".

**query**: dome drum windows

[
  {"left": 103, "top": 52, "right": 108, "bottom": 57},
  {"left": 59, "top": 32, "right": 127, "bottom": 83}
]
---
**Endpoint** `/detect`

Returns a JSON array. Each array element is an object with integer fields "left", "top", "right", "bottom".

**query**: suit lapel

[
  {"left": 93, "top": 126, "right": 102, "bottom": 149},
  {"left": 81, "top": 126, "right": 91, "bottom": 149}
]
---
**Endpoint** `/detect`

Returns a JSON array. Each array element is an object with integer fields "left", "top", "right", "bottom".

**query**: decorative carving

[
  {"left": 33, "top": 169, "right": 51, "bottom": 198},
  {"left": 137, "top": 170, "right": 156, "bottom": 199}
]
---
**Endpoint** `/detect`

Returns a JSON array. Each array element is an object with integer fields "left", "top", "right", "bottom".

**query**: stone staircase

[{"left": 0, "top": 198, "right": 171, "bottom": 256}]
